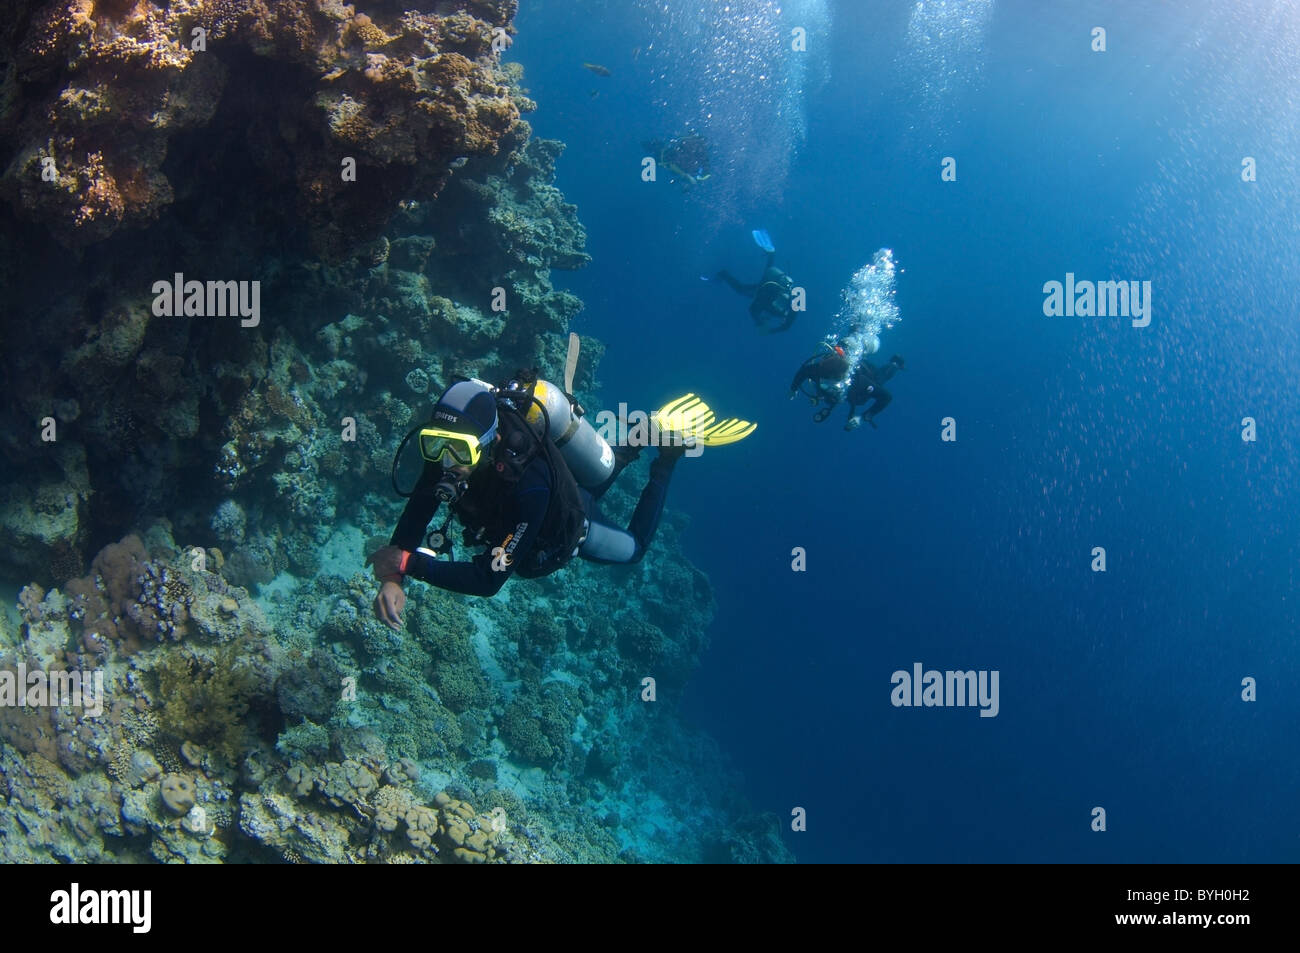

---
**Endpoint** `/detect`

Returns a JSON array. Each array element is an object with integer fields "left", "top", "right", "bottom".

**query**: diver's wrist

[{"left": 378, "top": 551, "right": 411, "bottom": 586}]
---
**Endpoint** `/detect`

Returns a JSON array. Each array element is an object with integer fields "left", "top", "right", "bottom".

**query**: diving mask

[{"left": 418, "top": 418, "right": 497, "bottom": 469}]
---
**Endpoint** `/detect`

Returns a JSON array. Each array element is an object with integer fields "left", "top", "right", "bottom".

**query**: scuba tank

[{"left": 524, "top": 378, "right": 614, "bottom": 489}]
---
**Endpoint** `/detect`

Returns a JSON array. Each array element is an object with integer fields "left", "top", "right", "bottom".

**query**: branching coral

[{"left": 150, "top": 638, "right": 263, "bottom": 764}]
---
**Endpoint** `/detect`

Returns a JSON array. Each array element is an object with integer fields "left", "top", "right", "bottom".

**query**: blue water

[{"left": 511, "top": 0, "right": 1300, "bottom": 862}]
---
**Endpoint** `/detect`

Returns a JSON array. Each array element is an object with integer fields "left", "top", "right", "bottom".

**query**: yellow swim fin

[
  {"left": 652, "top": 394, "right": 715, "bottom": 436},
  {"left": 651, "top": 394, "right": 756, "bottom": 447},
  {"left": 696, "top": 417, "right": 757, "bottom": 446}
]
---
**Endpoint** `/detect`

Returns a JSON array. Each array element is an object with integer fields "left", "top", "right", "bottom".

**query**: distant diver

[
  {"left": 368, "top": 361, "right": 755, "bottom": 628},
  {"left": 712, "top": 229, "right": 798, "bottom": 334},
  {"left": 790, "top": 342, "right": 904, "bottom": 430},
  {"left": 644, "top": 133, "right": 712, "bottom": 189}
]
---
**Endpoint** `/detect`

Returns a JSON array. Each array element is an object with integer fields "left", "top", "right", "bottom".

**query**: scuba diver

[
  {"left": 367, "top": 372, "right": 755, "bottom": 629},
  {"left": 790, "top": 341, "right": 904, "bottom": 430},
  {"left": 843, "top": 354, "right": 904, "bottom": 430},
  {"left": 645, "top": 133, "right": 712, "bottom": 189},
  {"left": 712, "top": 229, "right": 798, "bottom": 334},
  {"left": 789, "top": 343, "right": 849, "bottom": 411}
]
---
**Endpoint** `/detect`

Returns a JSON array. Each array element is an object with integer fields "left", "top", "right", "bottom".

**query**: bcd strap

[{"left": 554, "top": 414, "right": 581, "bottom": 449}]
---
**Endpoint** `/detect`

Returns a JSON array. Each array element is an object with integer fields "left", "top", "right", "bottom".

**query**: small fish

[
  {"left": 582, "top": 62, "right": 611, "bottom": 77},
  {"left": 450, "top": 156, "right": 468, "bottom": 168},
  {"left": 589, "top": 89, "right": 600, "bottom": 99}
]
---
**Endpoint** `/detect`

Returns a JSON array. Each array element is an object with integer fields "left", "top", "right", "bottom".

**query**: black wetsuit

[
  {"left": 790, "top": 351, "right": 850, "bottom": 395},
  {"left": 717, "top": 252, "right": 797, "bottom": 333},
  {"left": 847, "top": 360, "right": 899, "bottom": 421},
  {"left": 390, "top": 448, "right": 677, "bottom": 596}
]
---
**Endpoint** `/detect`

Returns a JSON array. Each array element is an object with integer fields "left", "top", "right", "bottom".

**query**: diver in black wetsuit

[
  {"left": 367, "top": 379, "right": 683, "bottom": 629},
  {"left": 716, "top": 250, "right": 798, "bottom": 334},
  {"left": 843, "top": 355, "right": 904, "bottom": 430},
  {"left": 790, "top": 347, "right": 904, "bottom": 430},
  {"left": 789, "top": 345, "right": 850, "bottom": 405}
]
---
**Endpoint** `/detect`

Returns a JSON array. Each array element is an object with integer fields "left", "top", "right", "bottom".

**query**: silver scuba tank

[{"left": 526, "top": 379, "right": 615, "bottom": 488}]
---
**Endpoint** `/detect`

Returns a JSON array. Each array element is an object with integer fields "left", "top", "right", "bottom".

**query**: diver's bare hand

[{"left": 375, "top": 581, "right": 406, "bottom": 631}]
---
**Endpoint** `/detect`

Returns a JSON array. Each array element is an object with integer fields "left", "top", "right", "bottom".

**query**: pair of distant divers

[
  {"left": 643, "top": 135, "right": 908, "bottom": 427},
  {"left": 708, "top": 228, "right": 907, "bottom": 431}
]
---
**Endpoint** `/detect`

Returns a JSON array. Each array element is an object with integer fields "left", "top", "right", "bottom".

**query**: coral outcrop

[{"left": 1, "top": 0, "right": 520, "bottom": 252}]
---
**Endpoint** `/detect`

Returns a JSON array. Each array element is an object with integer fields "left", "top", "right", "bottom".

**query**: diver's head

[
  {"left": 889, "top": 354, "right": 905, "bottom": 369},
  {"left": 420, "top": 379, "right": 499, "bottom": 479}
]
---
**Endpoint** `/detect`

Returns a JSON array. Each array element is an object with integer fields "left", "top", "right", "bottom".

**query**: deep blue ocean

[{"left": 512, "top": 0, "right": 1300, "bottom": 862}]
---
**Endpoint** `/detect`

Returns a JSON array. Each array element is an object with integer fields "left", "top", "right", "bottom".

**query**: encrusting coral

[{"left": 1, "top": 0, "right": 520, "bottom": 251}]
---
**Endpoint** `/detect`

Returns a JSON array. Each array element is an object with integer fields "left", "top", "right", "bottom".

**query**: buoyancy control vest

[{"left": 451, "top": 381, "right": 590, "bottom": 579}]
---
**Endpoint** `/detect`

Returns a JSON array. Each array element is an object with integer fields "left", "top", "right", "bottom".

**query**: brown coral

[{"left": 1, "top": 1, "right": 522, "bottom": 253}]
